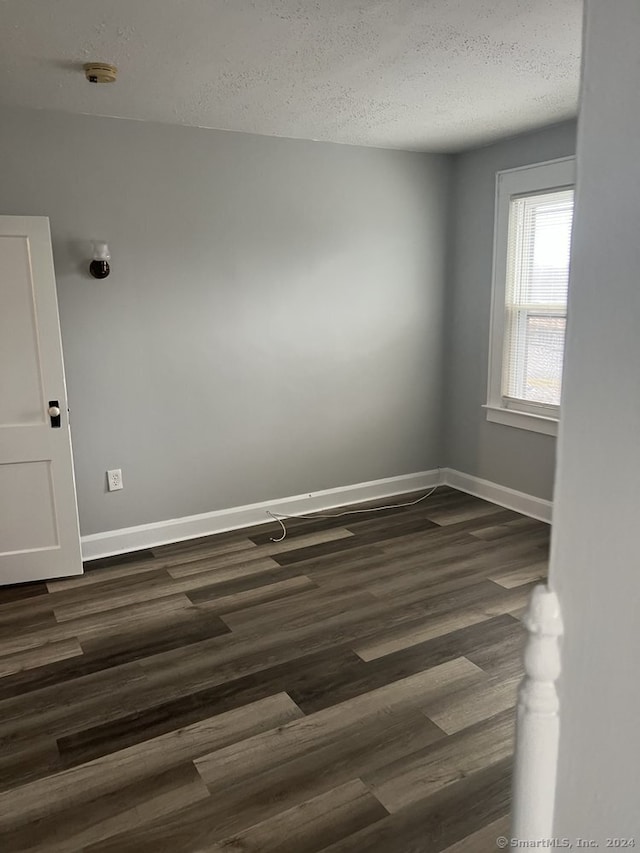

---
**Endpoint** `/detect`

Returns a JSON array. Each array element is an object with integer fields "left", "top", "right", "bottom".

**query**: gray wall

[
  {"left": 444, "top": 120, "right": 577, "bottom": 500},
  {"left": 0, "top": 107, "right": 450, "bottom": 536},
  {"left": 552, "top": 0, "right": 640, "bottom": 837}
]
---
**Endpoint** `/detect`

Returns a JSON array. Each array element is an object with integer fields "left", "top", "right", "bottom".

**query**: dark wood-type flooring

[{"left": 0, "top": 486, "right": 550, "bottom": 852}]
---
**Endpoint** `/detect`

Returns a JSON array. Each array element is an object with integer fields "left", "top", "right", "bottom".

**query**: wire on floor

[{"left": 266, "top": 484, "right": 440, "bottom": 543}]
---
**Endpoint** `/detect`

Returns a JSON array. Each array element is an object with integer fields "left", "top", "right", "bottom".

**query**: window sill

[{"left": 483, "top": 404, "right": 558, "bottom": 436}]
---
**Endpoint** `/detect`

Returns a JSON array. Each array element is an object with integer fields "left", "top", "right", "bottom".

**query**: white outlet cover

[{"left": 107, "top": 469, "right": 123, "bottom": 491}]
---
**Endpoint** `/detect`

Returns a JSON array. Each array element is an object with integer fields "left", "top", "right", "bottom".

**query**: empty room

[{"left": 1, "top": 0, "right": 639, "bottom": 849}]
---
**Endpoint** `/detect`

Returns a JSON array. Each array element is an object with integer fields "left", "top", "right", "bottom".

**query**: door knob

[{"left": 48, "top": 401, "right": 61, "bottom": 428}]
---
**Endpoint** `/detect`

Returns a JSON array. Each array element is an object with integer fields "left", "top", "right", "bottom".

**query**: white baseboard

[
  {"left": 82, "top": 467, "right": 552, "bottom": 561},
  {"left": 81, "top": 469, "right": 443, "bottom": 561},
  {"left": 441, "top": 468, "right": 552, "bottom": 524}
]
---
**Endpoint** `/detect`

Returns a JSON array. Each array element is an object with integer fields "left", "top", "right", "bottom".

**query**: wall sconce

[{"left": 89, "top": 242, "right": 111, "bottom": 279}]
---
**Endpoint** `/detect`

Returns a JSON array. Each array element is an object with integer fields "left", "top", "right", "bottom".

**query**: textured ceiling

[{"left": 0, "top": 0, "right": 582, "bottom": 152}]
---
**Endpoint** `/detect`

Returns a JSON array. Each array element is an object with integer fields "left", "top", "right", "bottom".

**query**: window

[{"left": 486, "top": 157, "right": 575, "bottom": 436}]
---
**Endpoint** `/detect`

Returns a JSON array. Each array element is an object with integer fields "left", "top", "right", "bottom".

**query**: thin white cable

[{"left": 266, "top": 484, "right": 439, "bottom": 542}]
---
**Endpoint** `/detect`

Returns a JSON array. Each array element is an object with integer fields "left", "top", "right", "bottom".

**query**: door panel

[
  {"left": 0, "top": 236, "right": 45, "bottom": 426},
  {"left": 0, "top": 461, "right": 58, "bottom": 552},
  {"left": 0, "top": 216, "right": 82, "bottom": 585}
]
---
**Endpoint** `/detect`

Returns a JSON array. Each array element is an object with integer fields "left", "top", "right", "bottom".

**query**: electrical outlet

[{"left": 107, "top": 469, "right": 123, "bottom": 491}]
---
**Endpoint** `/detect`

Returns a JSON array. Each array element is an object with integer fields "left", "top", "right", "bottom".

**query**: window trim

[{"left": 486, "top": 156, "right": 576, "bottom": 437}]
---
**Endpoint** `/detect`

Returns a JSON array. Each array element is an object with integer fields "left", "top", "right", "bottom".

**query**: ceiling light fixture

[{"left": 84, "top": 63, "right": 118, "bottom": 84}]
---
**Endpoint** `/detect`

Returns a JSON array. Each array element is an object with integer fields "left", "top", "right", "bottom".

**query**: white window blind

[{"left": 502, "top": 188, "right": 574, "bottom": 410}]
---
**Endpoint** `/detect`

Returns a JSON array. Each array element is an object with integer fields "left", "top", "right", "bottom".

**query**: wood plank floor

[{"left": 0, "top": 486, "right": 549, "bottom": 852}]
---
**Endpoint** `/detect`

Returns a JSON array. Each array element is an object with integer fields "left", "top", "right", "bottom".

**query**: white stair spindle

[{"left": 511, "top": 584, "right": 563, "bottom": 841}]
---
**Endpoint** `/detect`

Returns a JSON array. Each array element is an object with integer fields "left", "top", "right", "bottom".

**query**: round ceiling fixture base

[{"left": 84, "top": 63, "right": 117, "bottom": 84}]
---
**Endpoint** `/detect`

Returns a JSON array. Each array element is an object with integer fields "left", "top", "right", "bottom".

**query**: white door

[{"left": 0, "top": 216, "right": 82, "bottom": 585}]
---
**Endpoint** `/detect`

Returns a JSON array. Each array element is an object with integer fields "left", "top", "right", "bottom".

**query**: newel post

[{"left": 511, "top": 584, "right": 563, "bottom": 841}]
